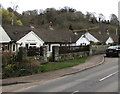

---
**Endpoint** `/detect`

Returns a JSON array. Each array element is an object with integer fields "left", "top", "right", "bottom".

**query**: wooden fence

[
  {"left": 59, "top": 45, "right": 90, "bottom": 54},
  {"left": 27, "top": 47, "right": 43, "bottom": 56}
]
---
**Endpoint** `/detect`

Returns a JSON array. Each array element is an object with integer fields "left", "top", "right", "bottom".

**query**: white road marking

[
  {"left": 72, "top": 90, "right": 79, "bottom": 94},
  {"left": 99, "top": 71, "right": 118, "bottom": 82}
]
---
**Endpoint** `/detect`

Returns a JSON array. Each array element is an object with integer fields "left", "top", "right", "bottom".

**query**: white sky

[{"left": 1, "top": 0, "right": 119, "bottom": 20}]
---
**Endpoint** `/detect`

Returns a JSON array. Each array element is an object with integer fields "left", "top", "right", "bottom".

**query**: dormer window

[
  {"left": 30, "top": 25, "right": 34, "bottom": 29},
  {"left": 107, "top": 32, "right": 109, "bottom": 35},
  {"left": 13, "top": 31, "right": 18, "bottom": 35},
  {"left": 74, "top": 32, "right": 78, "bottom": 35},
  {"left": 98, "top": 31, "right": 101, "bottom": 34}
]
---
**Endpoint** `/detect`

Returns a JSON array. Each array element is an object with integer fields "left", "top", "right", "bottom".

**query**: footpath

[{"left": 2, "top": 54, "right": 105, "bottom": 86}]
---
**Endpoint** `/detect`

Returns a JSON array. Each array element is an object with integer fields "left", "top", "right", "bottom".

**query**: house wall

[
  {"left": 0, "top": 25, "right": 11, "bottom": 53},
  {"left": 106, "top": 37, "right": 114, "bottom": 44},
  {"left": 0, "top": 44, "right": 2, "bottom": 53},
  {"left": 0, "top": 25, "right": 11, "bottom": 43},
  {"left": 17, "top": 31, "right": 44, "bottom": 49}
]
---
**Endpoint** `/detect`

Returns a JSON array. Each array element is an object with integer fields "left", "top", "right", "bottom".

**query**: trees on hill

[
  {"left": 110, "top": 14, "right": 118, "bottom": 25},
  {"left": 1, "top": 8, "right": 23, "bottom": 26},
  {"left": 1, "top": 6, "right": 118, "bottom": 29}
]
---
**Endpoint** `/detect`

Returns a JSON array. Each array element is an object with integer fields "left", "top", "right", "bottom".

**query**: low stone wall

[
  {"left": 57, "top": 51, "right": 89, "bottom": 61},
  {"left": 90, "top": 45, "right": 108, "bottom": 55},
  {"left": 52, "top": 45, "right": 108, "bottom": 62},
  {"left": 19, "top": 46, "right": 48, "bottom": 64},
  {"left": 52, "top": 46, "right": 89, "bottom": 62}
]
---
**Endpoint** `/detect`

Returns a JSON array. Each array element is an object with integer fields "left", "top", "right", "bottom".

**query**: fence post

[
  {"left": 52, "top": 46, "right": 59, "bottom": 62},
  {"left": 89, "top": 45, "right": 93, "bottom": 55},
  {"left": 17, "top": 47, "right": 27, "bottom": 62},
  {"left": 42, "top": 46, "right": 48, "bottom": 62}
]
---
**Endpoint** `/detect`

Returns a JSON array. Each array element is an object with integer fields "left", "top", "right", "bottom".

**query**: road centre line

[
  {"left": 99, "top": 71, "right": 118, "bottom": 82},
  {"left": 71, "top": 90, "right": 79, "bottom": 94}
]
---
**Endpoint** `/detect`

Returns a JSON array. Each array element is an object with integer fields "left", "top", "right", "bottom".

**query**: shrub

[
  {"left": 17, "top": 47, "right": 27, "bottom": 62},
  {"left": 91, "top": 42, "right": 102, "bottom": 45},
  {"left": 47, "top": 54, "right": 53, "bottom": 62},
  {"left": 2, "top": 64, "right": 17, "bottom": 78},
  {"left": 2, "top": 54, "right": 41, "bottom": 78},
  {"left": 2, "top": 52, "right": 17, "bottom": 66}
]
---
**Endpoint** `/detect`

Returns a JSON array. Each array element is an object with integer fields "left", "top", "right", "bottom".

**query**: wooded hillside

[{"left": 1, "top": 7, "right": 118, "bottom": 31}]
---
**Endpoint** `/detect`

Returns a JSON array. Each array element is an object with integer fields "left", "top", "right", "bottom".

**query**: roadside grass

[
  {"left": 41, "top": 56, "right": 88, "bottom": 72},
  {"left": 2, "top": 55, "right": 88, "bottom": 78}
]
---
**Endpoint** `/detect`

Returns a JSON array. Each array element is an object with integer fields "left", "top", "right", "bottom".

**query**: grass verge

[{"left": 41, "top": 56, "right": 88, "bottom": 72}]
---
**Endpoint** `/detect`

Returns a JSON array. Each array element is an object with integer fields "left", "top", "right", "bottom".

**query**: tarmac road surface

[{"left": 16, "top": 57, "right": 119, "bottom": 93}]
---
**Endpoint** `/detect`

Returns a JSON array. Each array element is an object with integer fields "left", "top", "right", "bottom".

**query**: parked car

[{"left": 106, "top": 46, "right": 120, "bottom": 57}]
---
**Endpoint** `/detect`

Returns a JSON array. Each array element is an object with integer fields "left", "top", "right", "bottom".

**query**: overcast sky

[{"left": 1, "top": 0, "right": 119, "bottom": 20}]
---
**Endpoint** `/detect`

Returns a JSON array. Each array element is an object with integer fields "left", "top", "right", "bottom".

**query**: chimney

[
  {"left": 30, "top": 25, "right": 35, "bottom": 29},
  {"left": 49, "top": 25, "right": 54, "bottom": 30}
]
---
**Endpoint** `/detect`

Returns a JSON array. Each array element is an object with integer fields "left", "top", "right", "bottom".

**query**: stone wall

[
  {"left": 90, "top": 45, "right": 108, "bottom": 55},
  {"left": 52, "top": 45, "right": 108, "bottom": 62},
  {"left": 42, "top": 46, "right": 48, "bottom": 63},
  {"left": 19, "top": 46, "right": 48, "bottom": 64},
  {"left": 58, "top": 52, "right": 89, "bottom": 61},
  {"left": 33, "top": 46, "right": 48, "bottom": 64},
  {"left": 52, "top": 46, "right": 89, "bottom": 62}
]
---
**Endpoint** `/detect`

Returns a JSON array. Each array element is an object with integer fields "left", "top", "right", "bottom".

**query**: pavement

[{"left": 2, "top": 54, "right": 105, "bottom": 86}]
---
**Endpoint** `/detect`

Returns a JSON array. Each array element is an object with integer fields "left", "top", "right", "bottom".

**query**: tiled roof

[
  {"left": 2, "top": 25, "right": 76, "bottom": 43},
  {"left": 3, "top": 24, "right": 31, "bottom": 41},
  {"left": 2, "top": 24, "right": 118, "bottom": 44}
]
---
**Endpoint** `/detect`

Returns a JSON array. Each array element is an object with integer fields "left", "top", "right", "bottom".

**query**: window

[
  {"left": 4, "top": 44, "right": 9, "bottom": 51},
  {"left": 30, "top": 43, "right": 36, "bottom": 45},
  {"left": 12, "top": 44, "right": 16, "bottom": 51},
  {"left": 29, "top": 43, "right": 36, "bottom": 47},
  {"left": 49, "top": 44, "right": 51, "bottom": 51}
]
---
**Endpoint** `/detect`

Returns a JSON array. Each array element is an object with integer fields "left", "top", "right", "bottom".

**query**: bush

[
  {"left": 2, "top": 52, "right": 17, "bottom": 66},
  {"left": 2, "top": 64, "right": 17, "bottom": 78},
  {"left": 2, "top": 55, "right": 41, "bottom": 78},
  {"left": 47, "top": 54, "right": 53, "bottom": 62},
  {"left": 91, "top": 42, "right": 102, "bottom": 45},
  {"left": 17, "top": 47, "right": 27, "bottom": 62}
]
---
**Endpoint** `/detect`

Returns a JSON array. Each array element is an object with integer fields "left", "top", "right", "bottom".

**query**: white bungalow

[
  {"left": 16, "top": 31, "right": 44, "bottom": 49},
  {"left": 2, "top": 25, "right": 75, "bottom": 57},
  {"left": 2, "top": 25, "right": 45, "bottom": 52},
  {"left": 106, "top": 36, "right": 114, "bottom": 45},
  {"left": 75, "top": 32, "right": 99, "bottom": 46},
  {"left": 76, "top": 35, "right": 90, "bottom": 45},
  {"left": 0, "top": 25, "right": 11, "bottom": 52}
]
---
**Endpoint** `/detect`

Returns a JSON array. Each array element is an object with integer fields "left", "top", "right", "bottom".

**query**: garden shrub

[
  {"left": 2, "top": 52, "right": 16, "bottom": 66},
  {"left": 2, "top": 52, "right": 41, "bottom": 78},
  {"left": 91, "top": 42, "right": 102, "bottom": 45}
]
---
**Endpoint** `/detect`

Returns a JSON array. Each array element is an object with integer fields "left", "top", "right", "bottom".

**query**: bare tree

[
  {"left": 109, "top": 14, "right": 118, "bottom": 25},
  {"left": 10, "top": 2, "right": 18, "bottom": 25},
  {"left": 98, "top": 13, "right": 105, "bottom": 22}
]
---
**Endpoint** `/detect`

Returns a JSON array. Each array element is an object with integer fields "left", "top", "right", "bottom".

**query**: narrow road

[{"left": 16, "top": 57, "right": 118, "bottom": 92}]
